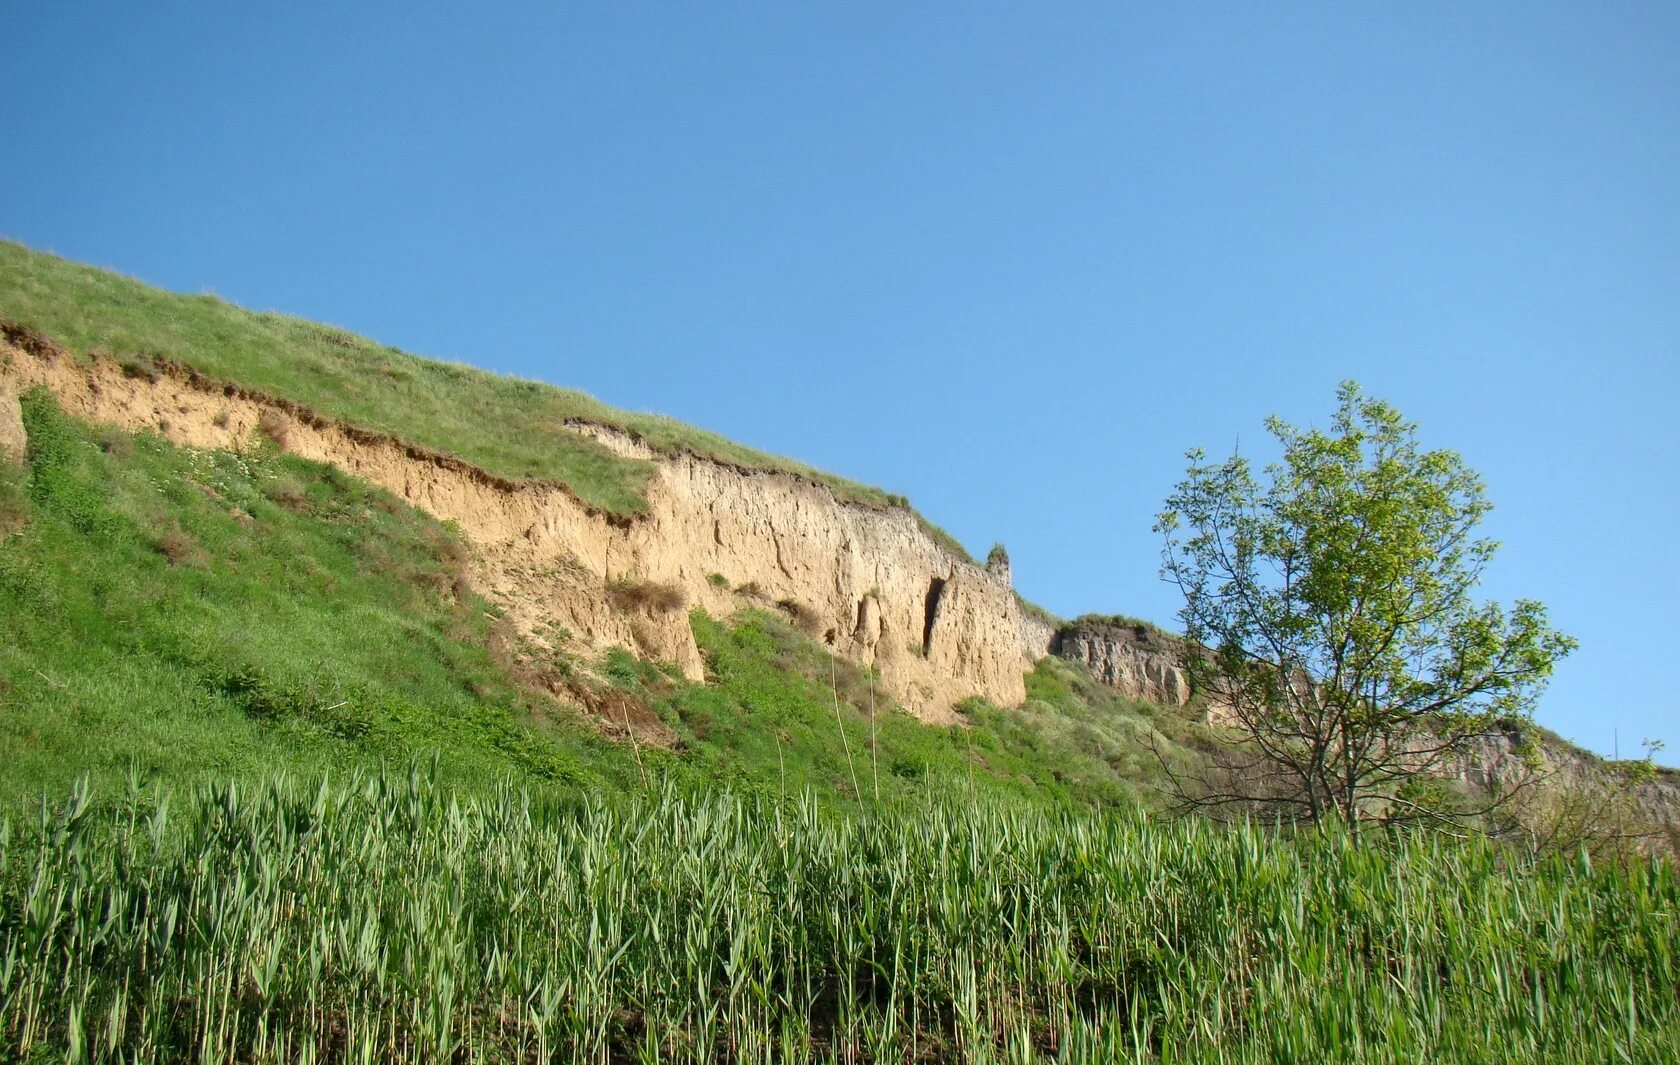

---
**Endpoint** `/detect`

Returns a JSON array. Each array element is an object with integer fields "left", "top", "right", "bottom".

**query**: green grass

[
  {"left": 0, "top": 390, "right": 640, "bottom": 804},
  {"left": 1014, "top": 591, "right": 1064, "bottom": 628},
  {"left": 1066, "top": 611, "right": 1175, "bottom": 639},
  {"left": 622, "top": 610, "right": 1195, "bottom": 810},
  {"left": 3, "top": 766, "right": 1675, "bottom": 1063},
  {"left": 0, "top": 240, "right": 957, "bottom": 541},
  {"left": 0, "top": 394, "right": 1154, "bottom": 815}
]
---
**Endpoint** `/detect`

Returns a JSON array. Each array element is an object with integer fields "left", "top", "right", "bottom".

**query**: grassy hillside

[
  {"left": 654, "top": 611, "right": 1206, "bottom": 809},
  {"left": 0, "top": 392, "right": 1184, "bottom": 813},
  {"left": 0, "top": 390, "right": 640, "bottom": 802},
  {"left": 0, "top": 241, "right": 974, "bottom": 558}
]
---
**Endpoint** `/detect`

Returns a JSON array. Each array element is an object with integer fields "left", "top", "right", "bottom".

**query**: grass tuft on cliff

[{"left": 0, "top": 240, "right": 971, "bottom": 561}]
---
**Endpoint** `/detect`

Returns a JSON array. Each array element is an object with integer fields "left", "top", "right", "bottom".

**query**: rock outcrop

[
  {"left": 1052, "top": 617, "right": 1196, "bottom": 708},
  {"left": 1447, "top": 727, "right": 1680, "bottom": 840},
  {"left": 0, "top": 325, "right": 1035, "bottom": 721}
]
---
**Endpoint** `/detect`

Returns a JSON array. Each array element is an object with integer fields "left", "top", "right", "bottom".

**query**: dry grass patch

[
  {"left": 264, "top": 475, "right": 309, "bottom": 511},
  {"left": 606, "top": 577, "right": 687, "bottom": 614},
  {"left": 255, "top": 408, "right": 290, "bottom": 448},
  {"left": 148, "top": 521, "right": 206, "bottom": 567},
  {"left": 776, "top": 597, "right": 822, "bottom": 635}
]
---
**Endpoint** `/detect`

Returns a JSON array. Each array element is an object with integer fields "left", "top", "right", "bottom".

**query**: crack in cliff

[{"left": 922, "top": 577, "right": 947, "bottom": 658}]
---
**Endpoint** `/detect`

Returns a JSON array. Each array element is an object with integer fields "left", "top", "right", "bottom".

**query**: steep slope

[
  {"left": 0, "top": 388, "right": 1196, "bottom": 810},
  {"left": 2, "top": 323, "right": 1030, "bottom": 718}
]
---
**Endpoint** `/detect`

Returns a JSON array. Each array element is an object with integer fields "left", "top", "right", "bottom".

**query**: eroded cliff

[
  {"left": 0, "top": 326, "right": 1033, "bottom": 721},
  {"left": 1052, "top": 617, "right": 1197, "bottom": 708}
]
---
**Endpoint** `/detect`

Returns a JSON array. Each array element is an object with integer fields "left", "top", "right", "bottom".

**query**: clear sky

[{"left": 4, "top": 3, "right": 1676, "bottom": 760}]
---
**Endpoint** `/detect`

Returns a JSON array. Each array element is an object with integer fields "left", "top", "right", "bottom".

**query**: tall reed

[{"left": 1, "top": 768, "right": 1675, "bottom": 1062}]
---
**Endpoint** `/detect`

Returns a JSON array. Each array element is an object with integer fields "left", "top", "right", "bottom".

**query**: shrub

[
  {"left": 96, "top": 426, "right": 133, "bottom": 460},
  {"left": 114, "top": 351, "right": 161, "bottom": 383},
  {"left": 776, "top": 598, "right": 821, "bottom": 634},
  {"left": 606, "top": 577, "right": 687, "bottom": 614},
  {"left": 265, "top": 475, "right": 309, "bottom": 511},
  {"left": 706, "top": 571, "right": 729, "bottom": 588},
  {"left": 149, "top": 521, "right": 205, "bottom": 567},
  {"left": 256, "top": 409, "right": 290, "bottom": 448}
]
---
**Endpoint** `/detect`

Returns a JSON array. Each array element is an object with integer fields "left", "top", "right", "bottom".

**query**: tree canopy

[{"left": 1156, "top": 382, "right": 1576, "bottom": 832}]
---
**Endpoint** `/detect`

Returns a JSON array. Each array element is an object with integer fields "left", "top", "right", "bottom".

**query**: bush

[
  {"left": 606, "top": 577, "right": 687, "bottom": 614},
  {"left": 265, "top": 475, "right": 309, "bottom": 511},
  {"left": 256, "top": 408, "right": 290, "bottom": 448},
  {"left": 776, "top": 597, "right": 821, "bottom": 634},
  {"left": 149, "top": 521, "right": 205, "bottom": 567}
]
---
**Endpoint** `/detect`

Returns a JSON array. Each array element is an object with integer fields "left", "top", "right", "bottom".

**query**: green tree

[{"left": 1155, "top": 382, "right": 1576, "bottom": 834}]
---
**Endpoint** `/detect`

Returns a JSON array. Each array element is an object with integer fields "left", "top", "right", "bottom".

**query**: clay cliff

[
  {"left": 0, "top": 325, "right": 1031, "bottom": 722},
  {"left": 1051, "top": 617, "right": 1197, "bottom": 708}
]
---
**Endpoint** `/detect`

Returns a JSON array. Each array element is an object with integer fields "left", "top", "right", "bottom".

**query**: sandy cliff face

[
  {"left": 1018, "top": 612, "right": 1059, "bottom": 664},
  {"left": 1053, "top": 618, "right": 1197, "bottom": 708},
  {"left": 1447, "top": 730, "right": 1680, "bottom": 838},
  {"left": 0, "top": 327, "right": 1034, "bottom": 720},
  {"left": 0, "top": 385, "right": 25, "bottom": 462}
]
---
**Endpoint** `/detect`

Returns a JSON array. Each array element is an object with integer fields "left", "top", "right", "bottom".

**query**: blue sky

[{"left": 4, "top": 3, "right": 1676, "bottom": 760}]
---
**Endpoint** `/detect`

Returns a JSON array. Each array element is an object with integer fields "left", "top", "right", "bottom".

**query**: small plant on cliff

[
  {"left": 1155, "top": 381, "right": 1576, "bottom": 836},
  {"left": 606, "top": 576, "right": 687, "bottom": 614},
  {"left": 986, "top": 542, "right": 1008, "bottom": 569},
  {"left": 775, "top": 597, "right": 821, "bottom": 634},
  {"left": 255, "top": 408, "right": 290, "bottom": 448}
]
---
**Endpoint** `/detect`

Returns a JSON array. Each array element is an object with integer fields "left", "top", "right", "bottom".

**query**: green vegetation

[
  {"left": 1013, "top": 591, "right": 1064, "bottom": 629},
  {"left": 636, "top": 611, "right": 1196, "bottom": 809},
  {"left": 0, "top": 390, "right": 639, "bottom": 804},
  {"left": 1158, "top": 382, "right": 1575, "bottom": 831},
  {"left": 0, "top": 241, "right": 929, "bottom": 526},
  {"left": 1066, "top": 612, "right": 1168, "bottom": 637},
  {"left": 0, "top": 393, "right": 1164, "bottom": 814},
  {"left": 2, "top": 261, "right": 1675, "bottom": 1061},
  {"left": 5, "top": 767, "right": 1676, "bottom": 1063}
]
